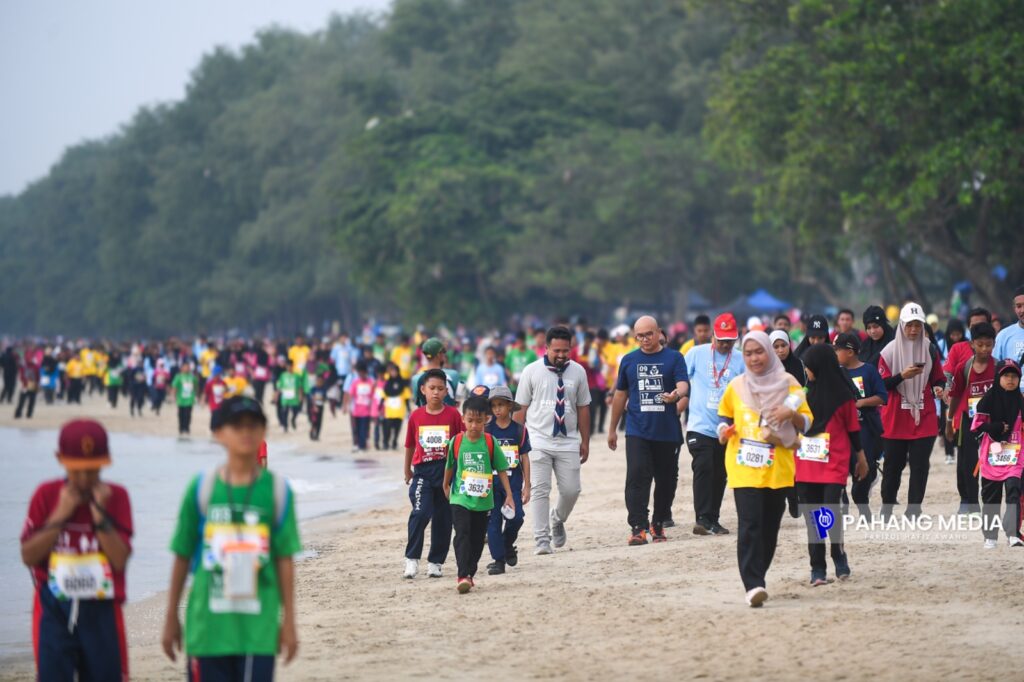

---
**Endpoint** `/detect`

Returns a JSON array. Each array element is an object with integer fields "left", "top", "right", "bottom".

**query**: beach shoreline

[{"left": 3, "top": 396, "right": 1023, "bottom": 680}]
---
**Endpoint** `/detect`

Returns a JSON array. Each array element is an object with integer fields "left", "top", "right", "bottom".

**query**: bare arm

[
  {"left": 404, "top": 446, "right": 414, "bottom": 484},
  {"left": 276, "top": 556, "right": 298, "bottom": 663},
  {"left": 161, "top": 555, "right": 190, "bottom": 661},
  {"left": 607, "top": 390, "right": 628, "bottom": 451},
  {"left": 577, "top": 401, "right": 591, "bottom": 464},
  {"left": 520, "top": 453, "right": 531, "bottom": 504}
]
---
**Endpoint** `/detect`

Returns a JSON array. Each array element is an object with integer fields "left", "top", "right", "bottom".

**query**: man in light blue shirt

[
  {"left": 331, "top": 334, "right": 355, "bottom": 380},
  {"left": 994, "top": 286, "right": 1024, "bottom": 370},
  {"left": 683, "top": 312, "right": 744, "bottom": 536}
]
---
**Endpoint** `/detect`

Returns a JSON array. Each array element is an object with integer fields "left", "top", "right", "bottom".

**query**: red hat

[
  {"left": 58, "top": 419, "right": 111, "bottom": 470},
  {"left": 713, "top": 313, "right": 739, "bottom": 340}
]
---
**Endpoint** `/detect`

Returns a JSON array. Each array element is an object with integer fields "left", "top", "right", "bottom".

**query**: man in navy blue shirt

[{"left": 608, "top": 316, "right": 689, "bottom": 545}]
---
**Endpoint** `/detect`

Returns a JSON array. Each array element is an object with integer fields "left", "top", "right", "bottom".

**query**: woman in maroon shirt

[{"left": 878, "top": 303, "right": 946, "bottom": 519}]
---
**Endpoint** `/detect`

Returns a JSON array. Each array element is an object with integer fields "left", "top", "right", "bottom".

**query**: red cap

[
  {"left": 58, "top": 419, "right": 111, "bottom": 470},
  {"left": 713, "top": 313, "right": 739, "bottom": 340}
]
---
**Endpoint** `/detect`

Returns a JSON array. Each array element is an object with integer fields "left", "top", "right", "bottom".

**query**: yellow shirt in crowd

[
  {"left": 718, "top": 378, "right": 812, "bottom": 489},
  {"left": 390, "top": 345, "right": 415, "bottom": 380},
  {"left": 288, "top": 344, "right": 311, "bottom": 373},
  {"left": 66, "top": 358, "right": 84, "bottom": 379}
]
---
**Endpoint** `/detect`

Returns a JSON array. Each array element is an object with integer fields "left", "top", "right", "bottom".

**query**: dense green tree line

[{"left": 2, "top": 0, "right": 1020, "bottom": 336}]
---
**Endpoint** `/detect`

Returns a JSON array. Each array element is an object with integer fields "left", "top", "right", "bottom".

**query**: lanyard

[
  {"left": 710, "top": 350, "right": 731, "bottom": 389},
  {"left": 223, "top": 467, "right": 259, "bottom": 540}
]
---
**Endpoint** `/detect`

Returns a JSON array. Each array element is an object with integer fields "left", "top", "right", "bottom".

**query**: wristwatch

[{"left": 94, "top": 518, "right": 113, "bottom": 532}]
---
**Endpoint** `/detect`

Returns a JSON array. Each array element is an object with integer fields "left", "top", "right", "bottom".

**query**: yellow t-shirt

[
  {"left": 380, "top": 386, "right": 411, "bottom": 419},
  {"left": 199, "top": 349, "right": 218, "bottom": 378},
  {"left": 224, "top": 376, "right": 249, "bottom": 398},
  {"left": 390, "top": 346, "right": 414, "bottom": 380},
  {"left": 80, "top": 350, "right": 97, "bottom": 376},
  {"left": 718, "top": 378, "right": 811, "bottom": 489},
  {"left": 680, "top": 339, "right": 695, "bottom": 355},
  {"left": 66, "top": 358, "right": 84, "bottom": 379},
  {"left": 288, "top": 345, "right": 310, "bottom": 373}
]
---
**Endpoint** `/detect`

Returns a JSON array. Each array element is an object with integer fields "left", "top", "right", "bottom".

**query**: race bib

[
  {"left": 48, "top": 552, "right": 114, "bottom": 600},
  {"left": 281, "top": 388, "right": 296, "bottom": 401},
  {"left": 797, "top": 433, "right": 830, "bottom": 462},
  {"left": 253, "top": 366, "right": 269, "bottom": 381},
  {"left": 385, "top": 396, "right": 404, "bottom": 411},
  {"left": 460, "top": 470, "right": 492, "bottom": 498},
  {"left": 900, "top": 399, "right": 922, "bottom": 411},
  {"left": 989, "top": 442, "right": 1020, "bottom": 467},
  {"left": 357, "top": 384, "right": 372, "bottom": 396},
  {"left": 483, "top": 372, "right": 499, "bottom": 386},
  {"left": 852, "top": 376, "right": 865, "bottom": 398},
  {"left": 968, "top": 397, "right": 981, "bottom": 418},
  {"left": 213, "top": 385, "right": 225, "bottom": 400},
  {"left": 737, "top": 438, "right": 775, "bottom": 468},
  {"left": 419, "top": 426, "right": 450, "bottom": 461},
  {"left": 501, "top": 445, "right": 520, "bottom": 469},
  {"left": 181, "top": 383, "right": 194, "bottom": 398}
]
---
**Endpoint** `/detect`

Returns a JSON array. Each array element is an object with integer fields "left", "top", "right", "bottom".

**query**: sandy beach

[{"left": 3, "top": 395, "right": 1023, "bottom": 681}]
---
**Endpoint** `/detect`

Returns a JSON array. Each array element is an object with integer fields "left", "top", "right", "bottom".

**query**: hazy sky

[{"left": 0, "top": 0, "right": 391, "bottom": 196}]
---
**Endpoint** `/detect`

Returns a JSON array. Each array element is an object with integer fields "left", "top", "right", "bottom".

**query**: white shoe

[
  {"left": 746, "top": 587, "right": 768, "bottom": 608},
  {"left": 1008, "top": 537, "right": 1024, "bottom": 548},
  {"left": 984, "top": 539, "right": 998, "bottom": 550},
  {"left": 944, "top": 455, "right": 954, "bottom": 465},
  {"left": 534, "top": 542, "right": 553, "bottom": 555},
  {"left": 404, "top": 558, "right": 419, "bottom": 578},
  {"left": 427, "top": 562, "right": 443, "bottom": 577}
]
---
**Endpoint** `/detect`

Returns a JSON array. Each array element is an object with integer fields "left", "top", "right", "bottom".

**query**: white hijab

[
  {"left": 736, "top": 331, "right": 800, "bottom": 447},
  {"left": 880, "top": 302, "right": 932, "bottom": 425}
]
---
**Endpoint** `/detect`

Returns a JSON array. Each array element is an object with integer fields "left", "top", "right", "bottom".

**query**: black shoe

[
  {"left": 709, "top": 521, "right": 730, "bottom": 535},
  {"left": 505, "top": 546, "right": 518, "bottom": 567},
  {"left": 487, "top": 561, "right": 505, "bottom": 575},
  {"left": 787, "top": 490, "right": 800, "bottom": 518},
  {"left": 662, "top": 518, "right": 676, "bottom": 528},
  {"left": 693, "top": 518, "right": 713, "bottom": 536}
]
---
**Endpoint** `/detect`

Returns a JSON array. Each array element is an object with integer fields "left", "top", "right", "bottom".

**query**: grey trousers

[{"left": 530, "top": 448, "right": 582, "bottom": 544}]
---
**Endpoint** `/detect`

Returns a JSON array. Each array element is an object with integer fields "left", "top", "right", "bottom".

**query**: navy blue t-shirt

[
  {"left": 486, "top": 419, "right": 532, "bottom": 486},
  {"left": 616, "top": 348, "right": 688, "bottom": 443},
  {"left": 844, "top": 362, "right": 887, "bottom": 435}
]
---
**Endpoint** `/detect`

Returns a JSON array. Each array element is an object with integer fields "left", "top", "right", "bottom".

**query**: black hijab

[
  {"left": 975, "top": 361, "right": 1024, "bottom": 434},
  {"left": 859, "top": 305, "right": 894, "bottom": 367},
  {"left": 944, "top": 319, "right": 966, "bottom": 345},
  {"left": 770, "top": 330, "right": 806, "bottom": 386},
  {"left": 803, "top": 343, "right": 859, "bottom": 435}
]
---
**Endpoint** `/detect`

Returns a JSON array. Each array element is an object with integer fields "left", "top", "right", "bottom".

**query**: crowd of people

[{"left": 13, "top": 284, "right": 1024, "bottom": 679}]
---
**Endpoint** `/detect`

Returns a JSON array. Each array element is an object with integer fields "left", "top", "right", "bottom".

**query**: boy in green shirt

[
  {"left": 161, "top": 396, "right": 301, "bottom": 680},
  {"left": 171, "top": 361, "right": 198, "bottom": 435},
  {"left": 274, "top": 369, "right": 303, "bottom": 432},
  {"left": 443, "top": 395, "right": 515, "bottom": 593}
]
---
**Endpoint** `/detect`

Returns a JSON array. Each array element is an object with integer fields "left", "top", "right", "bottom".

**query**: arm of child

[
  {"left": 404, "top": 446, "right": 414, "bottom": 485},
  {"left": 521, "top": 453, "right": 531, "bottom": 505},
  {"left": 443, "top": 464, "right": 453, "bottom": 500},
  {"left": 276, "top": 556, "right": 298, "bottom": 664},
  {"left": 161, "top": 555, "right": 190, "bottom": 661}
]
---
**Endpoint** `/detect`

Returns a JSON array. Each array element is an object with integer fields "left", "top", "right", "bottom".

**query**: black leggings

[
  {"left": 981, "top": 476, "right": 1022, "bottom": 540},
  {"left": 796, "top": 482, "right": 846, "bottom": 573},
  {"left": 881, "top": 436, "right": 935, "bottom": 517},
  {"left": 733, "top": 487, "right": 788, "bottom": 591},
  {"left": 382, "top": 418, "right": 402, "bottom": 448}
]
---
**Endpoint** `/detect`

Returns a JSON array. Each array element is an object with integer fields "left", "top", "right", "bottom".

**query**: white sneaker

[
  {"left": 534, "top": 542, "right": 553, "bottom": 555},
  {"left": 984, "top": 539, "right": 998, "bottom": 549},
  {"left": 404, "top": 558, "right": 419, "bottom": 578},
  {"left": 745, "top": 587, "right": 768, "bottom": 608},
  {"left": 1008, "top": 537, "right": 1024, "bottom": 548},
  {"left": 427, "top": 562, "right": 443, "bottom": 577},
  {"left": 944, "top": 455, "right": 954, "bottom": 465}
]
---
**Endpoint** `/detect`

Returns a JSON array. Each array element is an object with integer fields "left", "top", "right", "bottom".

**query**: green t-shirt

[
  {"left": 105, "top": 367, "right": 124, "bottom": 387},
  {"left": 172, "top": 372, "right": 198, "bottom": 407},
  {"left": 276, "top": 372, "right": 302, "bottom": 406},
  {"left": 446, "top": 433, "right": 509, "bottom": 512},
  {"left": 169, "top": 469, "right": 302, "bottom": 657},
  {"left": 504, "top": 347, "right": 538, "bottom": 386}
]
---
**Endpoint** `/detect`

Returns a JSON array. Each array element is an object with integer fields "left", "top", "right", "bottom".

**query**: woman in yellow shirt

[{"left": 718, "top": 330, "right": 812, "bottom": 608}]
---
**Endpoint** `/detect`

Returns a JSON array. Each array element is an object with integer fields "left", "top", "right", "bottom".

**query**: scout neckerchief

[{"left": 544, "top": 356, "right": 568, "bottom": 437}]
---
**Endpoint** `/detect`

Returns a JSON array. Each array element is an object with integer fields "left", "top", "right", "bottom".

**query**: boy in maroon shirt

[
  {"left": 20, "top": 419, "right": 133, "bottom": 681},
  {"left": 403, "top": 369, "right": 464, "bottom": 579}
]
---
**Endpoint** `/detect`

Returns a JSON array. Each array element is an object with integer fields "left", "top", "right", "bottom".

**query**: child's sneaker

[
  {"left": 810, "top": 570, "right": 828, "bottom": 586},
  {"left": 649, "top": 522, "right": 667, "bottom": 543},
  {"left": 487, "top": 561, "right": 505, "bottom": 575},
  {"left": 505, "top": 545, "right": 518, "bottom": 567},
  {"left": 1008, "top": 537, "right": 1024, "bottom": 548},
  {"left": 945, "top": 454, "right": 954, "bottom": 465},
  {"left": 745, "top": 587, "right": 768, "bottom": 608},
  {"left": 456, "top": 577, "right": 472, "bottom": 594},
  {"left": 427, "top": 562, "right": 443, "bottom": 578},
  {"left": 404, "top": 559, "right": 418, "bottom": 579},
  {"left": 984, "top": 538, "right": 998, "bottom": 549},
  {"left": 834, "top": 554, "right": 851, "bottom": 581}
]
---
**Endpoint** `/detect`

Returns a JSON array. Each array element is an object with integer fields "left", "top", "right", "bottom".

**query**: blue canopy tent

[{"left": 746, "top": 289, "right": 792, "bottom": 311}]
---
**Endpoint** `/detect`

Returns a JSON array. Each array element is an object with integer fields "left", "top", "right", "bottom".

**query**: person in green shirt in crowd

[
  {"left": 171, "top": 360, "right": 199, "bottom": 435},
  {"left": 274, "top": 368, "right": 303, "bottom": 432},
  {"left": 161, "top": 396, "right": 301, "bottom": 681},
  {"left": 411, "top": 338, "right": 461, "bottom": 408},
  {"left": 443, "top": 395, "right": 515, "bottom": 594},
  {"left": 504, "top": 331, "right": 538, "bottom": 392}
]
